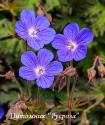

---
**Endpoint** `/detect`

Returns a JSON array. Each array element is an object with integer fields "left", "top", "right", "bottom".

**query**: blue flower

[
  {"left": 0, "top": 107, "right": 5, "bottom": 120},
  {"left": 52, "top": 23, "right": 94, "bottom": 62},
  {"left": 15, "top": 9, "right": 56, "bottom": 50},
  {"left": 19, "top": 49, "right": 63, "bottom": 88}
]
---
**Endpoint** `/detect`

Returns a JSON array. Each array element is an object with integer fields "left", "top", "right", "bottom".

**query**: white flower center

[
  {"left": 34, "top": 66, "right": 45, "bottom": 77},
  {"left": 28, "top": 27, "right": 38, "bottom": 37},
  {"left": 67, "top": 40, "right": 77, "bottom": 51}
]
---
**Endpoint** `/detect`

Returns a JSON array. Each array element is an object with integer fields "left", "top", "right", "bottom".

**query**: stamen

[
  {"left": 34, "top": 66, "right": 45, "bottom": 77},
  {"left": 28, "top": 27, "right": 38, "bottom": 37},
  {"left": 67, "top": 41, "right": 77, "bottom": 51},
  {"left": 68, "top": 43, "right": 75, "bottom": 49}
]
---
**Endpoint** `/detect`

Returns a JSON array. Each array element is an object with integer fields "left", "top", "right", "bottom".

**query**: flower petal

[
  {"left": 19, "top": 66, "right": 36, "bottom": 80},
  {"left": 34, "top": 15, "right": 50, "bottom": 30},
  {"left": 57, "top": 50, "right": 73, "bottom": 62},
  {"left": 52, "top": 34, "right": 68, "bottom": 50},
  {"left": 15, "top": 21, "right": 27, "bottom": 39},
  {"left": 38, "top": 49, "right": 54, "bottom": 66},
  {"left": 27, "top": 38, "right": 44, "bottom": 50},
  {"left": 0, "top": 107, "right": 5, "bottom": 119},
  {"left": 73, "top": 45, "right": 87, "bottom": 61},
  {"left": 46, "top": 61, "right": 63, "bottom": 76},
  {"left": 20, "top": 9, "right": 36, "bottom": 26},
  {"left": 36, "top": 75, "right": 54, "bottom": 88},
  {"left": 38, "top": 28, "right": 56, "bottom": 44},
  {"left": 64, "top": 23, "right": 79, "bottom": 40},
  {"left": 21, "top": 51, "right": 37, "bottom": 67},
  {"left": 76, "top": 28, "right": 94, "bottom": 45}
]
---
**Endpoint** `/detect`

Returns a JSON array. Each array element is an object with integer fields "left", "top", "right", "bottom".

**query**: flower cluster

[{"left": 16, "top": 9, "right": 94, "bottom": 88}]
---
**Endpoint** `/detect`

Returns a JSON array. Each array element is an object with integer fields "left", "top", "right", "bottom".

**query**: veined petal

[
  {"left": 64, "top": 23, "right": 79, "bottom": 40},
  {"left": 27, "top": 38, "right": 44, "bottom": 50},
  {"left": 38, "top": 49, "right": 54, "bottom": 66},
  {"left": 19, "top": 66, "right": 36, "bottom": 80},
  {"left": 21, "top": 51, "right": 37, "bottom": 67},
  {"left": 20, "top": 9, "right": 36, "bottom": 25},
  {"left": 34, "top": 15, "right": 50, "bottom": 30},
  {"left": 73, "top": 45, "right": 87, "bottom": 61},
  {"left": 46, "top": 61, "right": 63, "bottom": 76},
  {"left": 38, "top": 28, "right": 56, "bottom": 44},
  {"left": 36, "top": 75, "right": 54, "bottom": 88},
  {"left": 52, "top": 34, "right": 68, "bottom": 50},
  {"left": 76, "top": 28, "right": 94, "bottom": 45},
  {"left": 57, "top": 50, "right": 73, "bottom": 62},
  {"left": 15, "top": 21, "right": 27, "bottom": 39}
]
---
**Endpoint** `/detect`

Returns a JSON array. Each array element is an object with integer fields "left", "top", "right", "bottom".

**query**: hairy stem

[
  {"left": 67, "top": 77, "right": 71, "bottom": 125},
  {"left": 67, "top": 76, "right": 77, "bottom": 125}
]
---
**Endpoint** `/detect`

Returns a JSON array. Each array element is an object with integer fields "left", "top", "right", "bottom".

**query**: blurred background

[{"left": 0, "top": 0, "right": 105, "bottom": 125}]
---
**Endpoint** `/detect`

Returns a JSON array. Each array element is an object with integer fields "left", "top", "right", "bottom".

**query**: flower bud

[
  {"left": 5, "top": 71, "right": 15, "bottom": 80},
  {"left": 87, "top": 68, "right": 96, "bottom": 82},
  {"left": 65, "top": 66, "right": 77, "bottom": 77},
  {"left": 98, "top": 64, "right": 105, "bottom": 77}
]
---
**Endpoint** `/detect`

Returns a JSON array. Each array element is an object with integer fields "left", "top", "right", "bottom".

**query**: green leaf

[
  {"left": 45, "top": 0, "right": 60, "bottom": 11},
  {"left": 85, "top": 2, "right": 105, "bottom": 37}
]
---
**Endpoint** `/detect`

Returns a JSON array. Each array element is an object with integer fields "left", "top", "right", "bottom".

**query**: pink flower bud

[{"left": 87, "top": 68, "right": 96, "bottom": 82}]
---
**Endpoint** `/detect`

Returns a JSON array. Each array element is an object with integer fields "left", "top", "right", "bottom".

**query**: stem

[
  {"left": 12, "top": 13, "right": 16, "bottom": 23},
  {"left": 68, "top": 99, "right": 71, "bottom": 125},
  {"left": 14, "top": 77, "right": 23, "bottom": 93},
  {"left": 92, "top": 56, "right": 99, "bottom": 69},
  {"left": 70, "top": 76, "right": 77, "bottom": 101},
  {"left": 67, "top": 77, "right": 70, "bottom": 98},
  {"left": 37, "top": 87, "right": 40, "bottom": 104},
  {"left": 84, "top": 96, "right": 104, "bottom": 113},
  {"left": 13, "top": 77, "right": 24, "bottom": 100},
  {"left": 67, "top": 76, "right": 77, "bottom": 125},
  {"left": 29, "top": 85, "right": 32, "bottom": 98},
  {"left": 63, "top": 118, "right": 66, "bottom": 125},
  {"left": 78, "top": 101, "right": 89, "bottom": 107},
  {"left": 67, "top": 77, "right": 71, "bottom": 125},
  {"left": 27, "top": 81, "right": 32, "bottom": 99}
]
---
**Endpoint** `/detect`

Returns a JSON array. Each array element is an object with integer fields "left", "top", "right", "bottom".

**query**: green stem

[
  {"left": 26, "top": 81, "right": 32, "bottom": 99},
  {"left": 37, "top": 87, "right": 40, "bottom": 104},
  {"left": 13, "top": 77, "right": 23, "bottom": 95},
  {"left": 70, "top": 76, "right": 77, "bottom": 101}
]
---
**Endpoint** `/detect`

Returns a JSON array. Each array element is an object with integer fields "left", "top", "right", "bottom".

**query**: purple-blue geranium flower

[
  {"left": 15, "top": 9, "right": 56, "bottom": 50},
  {"left": 0, "top": 107, "right": 5, "bottom": 120},
  {"left": 19, "top": 49, "right": 63, "bottom": 88},
  {"left": 52, "top": 23, "right": 94, "bottom": 62}
]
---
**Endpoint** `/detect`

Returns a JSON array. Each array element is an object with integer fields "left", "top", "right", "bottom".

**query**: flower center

[
  {"left": 68, "top": 43, "right": 75, "bottom": 49},
  {"left": 67, "top": 41, "right": 77, "bottom": 51},
  {"left": 28, "top": 27, "right": 38, "bottom": 37},
  {"left": 34, "top": 66, "right": 45, "bottom": 77}
]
